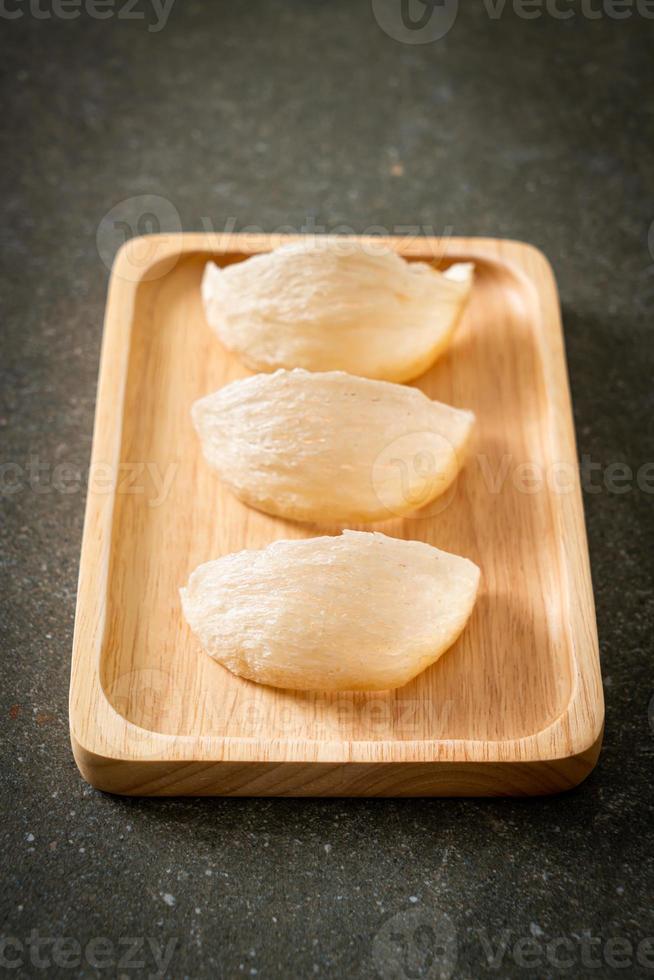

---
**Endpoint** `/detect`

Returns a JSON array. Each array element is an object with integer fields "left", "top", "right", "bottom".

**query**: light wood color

[{"left": 69, "top": 234, "right": 603, "bottom": 796}]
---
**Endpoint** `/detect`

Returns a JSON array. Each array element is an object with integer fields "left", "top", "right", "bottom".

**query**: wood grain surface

[{"left": 69, "top": 234, "right": 603, "bottom": 796}]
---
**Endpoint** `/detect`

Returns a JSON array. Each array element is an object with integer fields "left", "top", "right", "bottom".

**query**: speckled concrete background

[{"left": 1, "top": 3, "right": 653, "bottom": 978}]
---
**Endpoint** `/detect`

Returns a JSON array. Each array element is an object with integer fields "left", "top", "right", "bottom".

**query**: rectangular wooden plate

[{"left": 69, "top": 233, "right": 603, "bottom": 796}]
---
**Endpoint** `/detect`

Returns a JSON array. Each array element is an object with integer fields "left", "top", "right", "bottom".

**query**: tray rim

[{"left": 69, "top": 233, "right": 604, "bottom": 795}]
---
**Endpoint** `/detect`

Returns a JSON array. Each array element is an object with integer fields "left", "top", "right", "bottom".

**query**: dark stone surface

[{"left": 1, "top": 3, "right": 653, "bottom": 978}]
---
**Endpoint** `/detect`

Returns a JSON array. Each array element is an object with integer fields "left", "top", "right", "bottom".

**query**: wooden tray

[{"left": 69, "top": 233, "right": 603, "bottom": 796}]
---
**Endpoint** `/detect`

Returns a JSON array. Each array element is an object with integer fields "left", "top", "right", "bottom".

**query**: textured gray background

[{"left": 1, "top": 2, "right": 653, "bottom": 978}]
